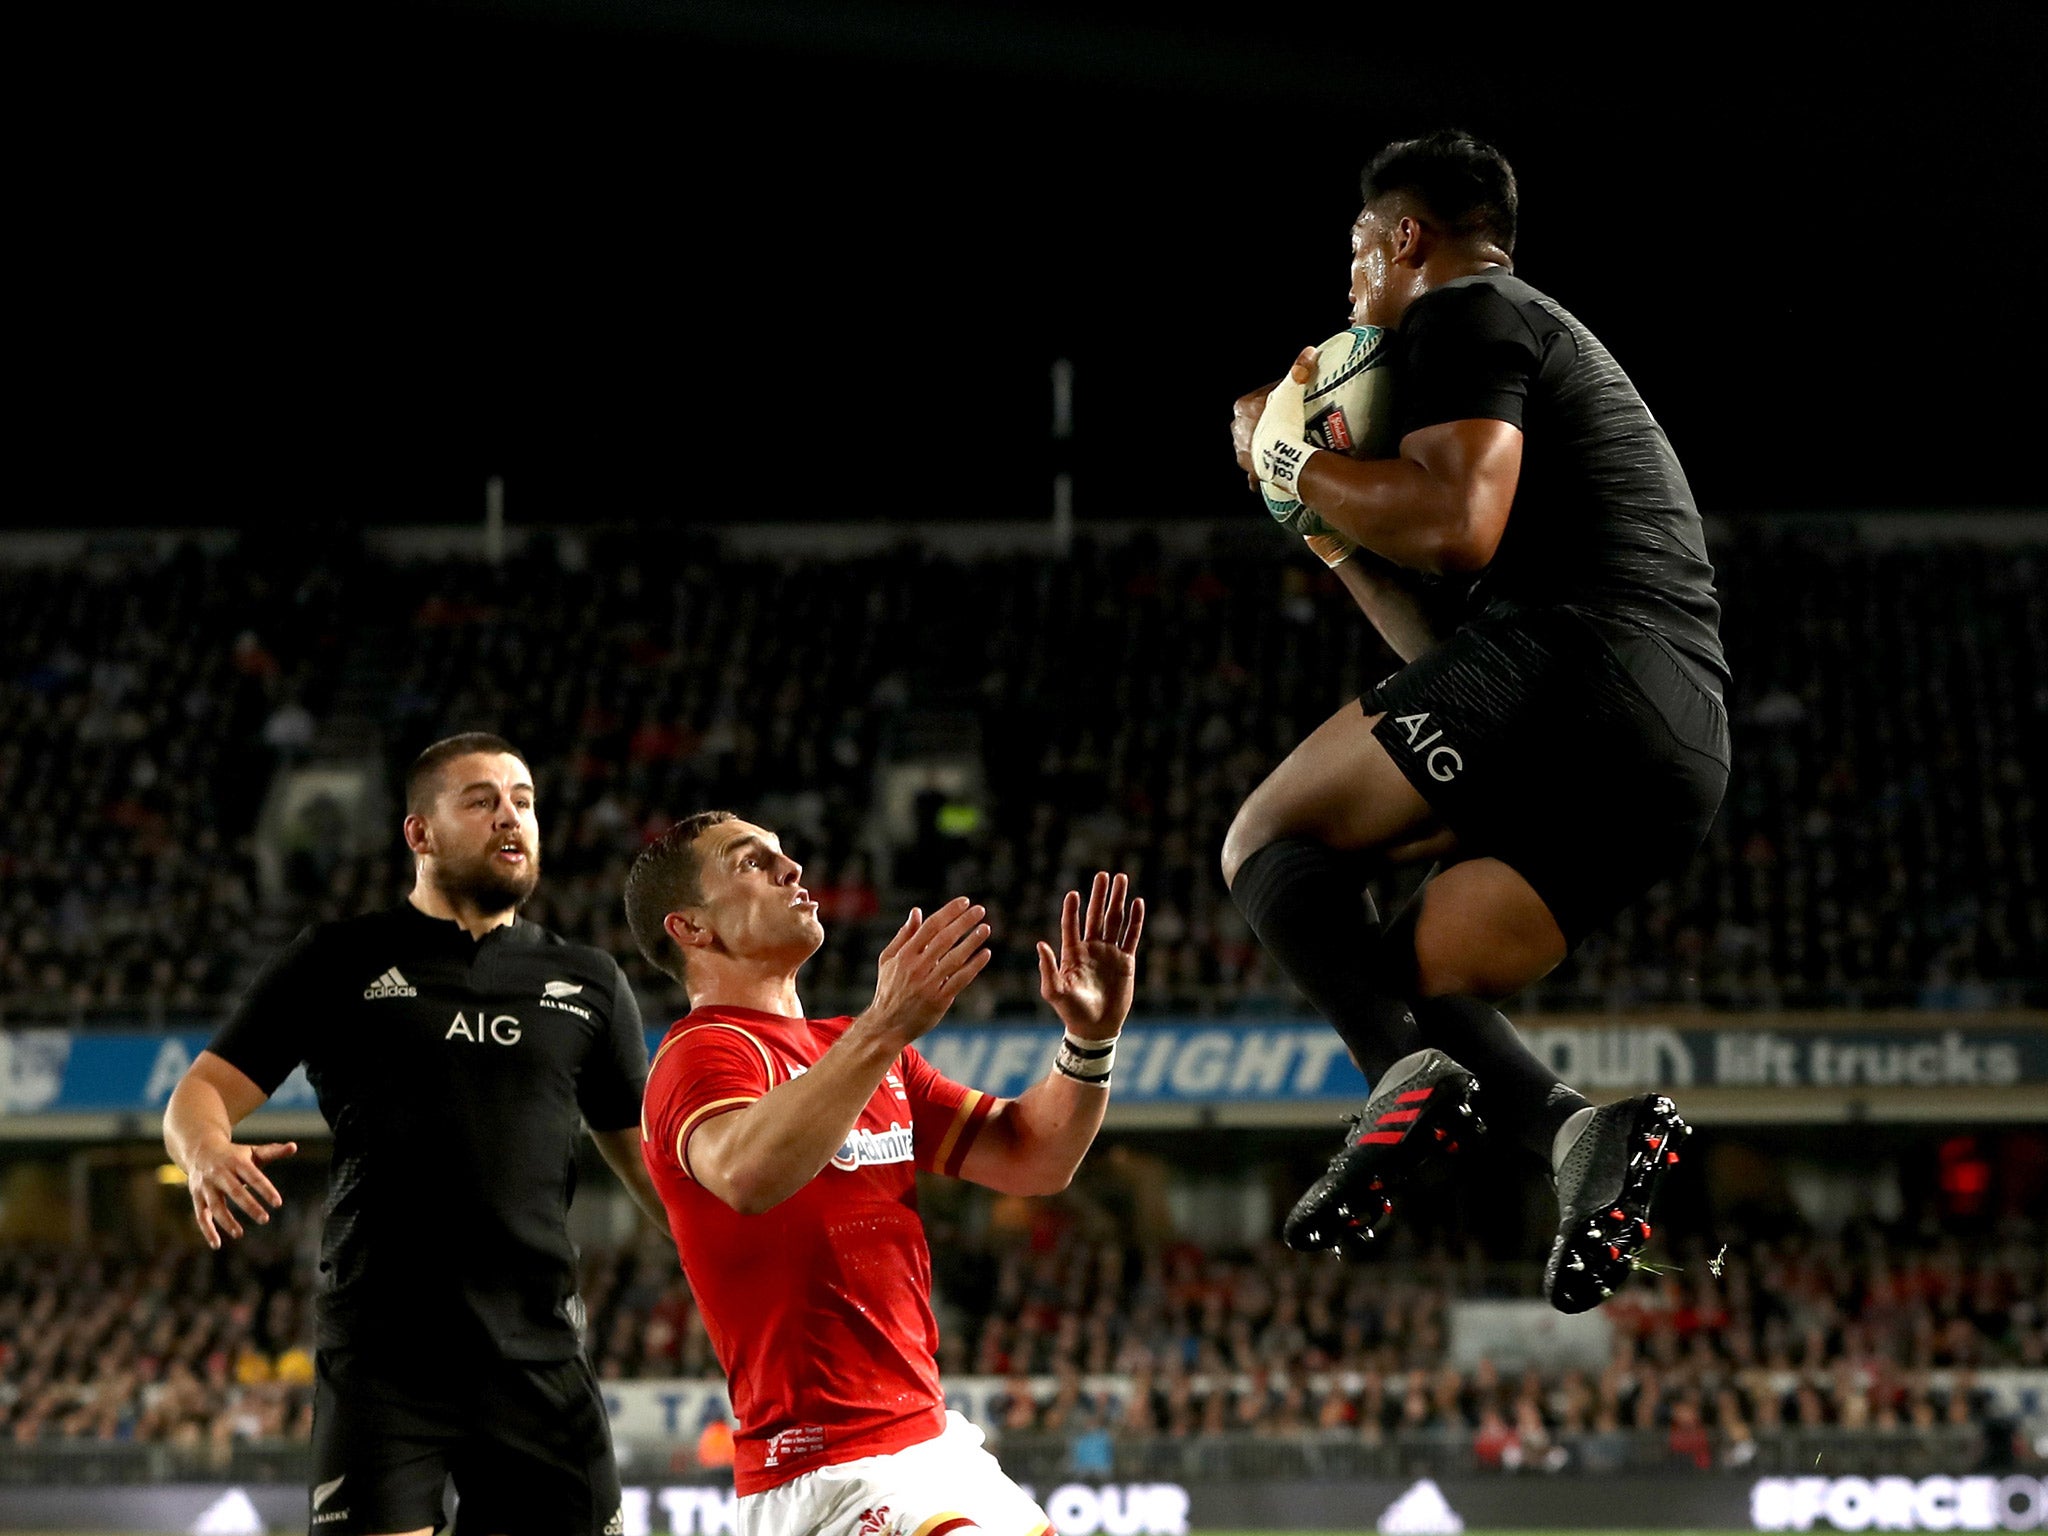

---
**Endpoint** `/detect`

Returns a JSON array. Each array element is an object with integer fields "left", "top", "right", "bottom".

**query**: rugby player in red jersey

[{"left": 623, "top": 811, "right": 1144, "bottom": 1536}]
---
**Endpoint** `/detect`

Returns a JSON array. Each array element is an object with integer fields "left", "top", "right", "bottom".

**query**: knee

[
  {"left": 1411, "top": 923, "right": 1492, "bottom": 1000},
  {"left": 1220, "top": 800, "right": 1277, "bottom": 891},
  {"left": 1411, "top": 894, "right": 1564, "bottom": 1002}
]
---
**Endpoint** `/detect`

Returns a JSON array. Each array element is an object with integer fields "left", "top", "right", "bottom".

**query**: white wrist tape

[
  {"left": 1252, "top": 376, "right": 1321, "bottom": 497},
  {"left": 1054, "top": 1029, "right": 1116, "bottom": 1085}
]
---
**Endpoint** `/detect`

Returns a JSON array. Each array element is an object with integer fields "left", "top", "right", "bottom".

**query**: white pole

[
  {"left": 484, "top": 475, "right": 505, "bottom": 565},
  {"left": 1051, "top": 359, "right": 1073, "bottom": 557}
]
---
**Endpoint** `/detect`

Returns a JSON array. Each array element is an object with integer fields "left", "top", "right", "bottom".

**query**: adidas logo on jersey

[
  {"left": 1378, "top": 1478, "right": 1463, "bottom": 1535},
  {"left": 363, "top": 968, "right": 417, "bottom": 1000}
]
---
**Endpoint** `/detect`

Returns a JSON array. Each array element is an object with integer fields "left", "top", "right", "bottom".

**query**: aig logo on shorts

[{"left": 1394, "top": 712, "right": 1464, "bottom": 782}]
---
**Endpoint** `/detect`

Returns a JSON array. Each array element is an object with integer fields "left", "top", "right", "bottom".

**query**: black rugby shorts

[
  {"left": 310, "top": 1345, "right": 622, "bottom": 1535},
  {"left": 1363, "top": 603, "right": 1729, "bottom": 945}
]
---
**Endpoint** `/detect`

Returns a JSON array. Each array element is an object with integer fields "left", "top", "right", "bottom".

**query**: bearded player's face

[
  {"left": 692, "top": 820, "right": 823, "bottom": 963},
  {"left": 419, "top": 752, "right": 541, "bottom": 913}
]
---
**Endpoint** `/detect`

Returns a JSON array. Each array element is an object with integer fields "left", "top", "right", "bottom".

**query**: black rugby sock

[
  {"left": 1230, "top": 838, "right": 1423, "bottom": 1079},
  {"left": 1411, "top": 994, "right": 1590, "bottom": 1166}
]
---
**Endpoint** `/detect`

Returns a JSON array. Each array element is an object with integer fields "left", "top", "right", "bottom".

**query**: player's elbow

[
  {"left": 696, "top": 1154, "right": 788, "bottom": 1216},
  {"left": 1425, "top": 511, "right": 1504, "bottom": 575},
  {"left": 714, "top": 1177, "right": 787, "bottom": 1217},
  {"left": 1012, "top": 1158, "right": 1080, "bottom": 1198},
  {"left": 1430, "top": 536, "right": 1491, "bottom": 576},
  {"left": 1438, "top": 488, "right": 1511, "bottom": 574}
]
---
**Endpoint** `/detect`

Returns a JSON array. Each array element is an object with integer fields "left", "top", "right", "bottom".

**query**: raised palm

[{"left": 1037, "top": 871, "right": 1145, "bottom": 1041}]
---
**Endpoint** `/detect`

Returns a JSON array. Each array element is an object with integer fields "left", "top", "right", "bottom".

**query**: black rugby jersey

[
  {"left": 1395, "top": 269, "right": 1729, "bottom": 693},
  {"left": 207, "top": 902, "right": 647, "bottom": 1360}
]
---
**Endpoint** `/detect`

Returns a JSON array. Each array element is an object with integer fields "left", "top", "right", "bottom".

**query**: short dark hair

[
  {"left": 1360, "top": 131, "right": 1518, "bottom": 256},
  {"left": 404, "top": 732, "right": 528, "bottom": 818},
  {"left": 624, "top": 810, "right": 740, "bottom": 984}
]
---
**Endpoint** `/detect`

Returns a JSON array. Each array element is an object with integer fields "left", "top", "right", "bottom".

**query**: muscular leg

[
  {"left": 1405, "top": 858, "right": 1591, "bottom": 1165},
  {"left": 1223, "top": 704, "right": 1455, "bottom": 1078},
  {"left": 1227, "top": 704, "right": 1592, "bottom": 1157},
  {"left": 1222, "top": 703, "right": 1454, "bottom": 884}
]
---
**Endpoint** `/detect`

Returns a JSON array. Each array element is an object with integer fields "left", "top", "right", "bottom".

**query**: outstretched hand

[
  {"left": 865, "top": 896, "right": 993, "bottom": 1048},
  {"left": 187, "top": 1137, "right": 298, "bottom": 1250},
  {"left": 1037, "top": 871, "right": 1145, "bottom": 1042}
]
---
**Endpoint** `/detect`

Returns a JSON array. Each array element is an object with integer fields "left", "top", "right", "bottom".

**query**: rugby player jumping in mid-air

[
  {"left": 625, "top": 812, "right": 1143, "bottom": 1536},
  {"left": 1226, "top": 132, "right": 1730, "bottom": 1311}
]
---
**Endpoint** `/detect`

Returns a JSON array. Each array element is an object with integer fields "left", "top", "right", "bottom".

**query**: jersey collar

[{"left": 397, "top": 900, "right": 530, "bottom": 951}]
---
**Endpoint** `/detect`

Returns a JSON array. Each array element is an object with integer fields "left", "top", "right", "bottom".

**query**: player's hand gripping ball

[{"left": 1254, "top": 325, "right": 1397, "bottom": 546}]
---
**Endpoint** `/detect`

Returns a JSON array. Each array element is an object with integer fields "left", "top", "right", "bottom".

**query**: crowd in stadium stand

[
  {"left": 0, "top": 1234, "right": 313, "bottom": 1455},
  {"left": 1, "top": 527, "right": 2042, "bottom": 1021},
  {"left": 0, "top": 536, "right": 358, "bottom": 1022},
  {"left": 4, "top": 1217, "right": 2038, "bottom": 1469}
]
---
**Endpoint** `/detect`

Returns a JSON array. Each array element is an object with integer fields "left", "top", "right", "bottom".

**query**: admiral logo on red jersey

[{"left": 829, "top": 1122, "right": 917, "bottom": 1172}]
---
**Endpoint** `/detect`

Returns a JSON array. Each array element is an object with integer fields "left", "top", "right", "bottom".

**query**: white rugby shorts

[{"left": 739, "top": 1412, "right": 1051, "bottom": 1536}]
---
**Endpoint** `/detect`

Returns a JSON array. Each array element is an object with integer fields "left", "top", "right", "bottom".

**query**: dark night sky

[{"left": 19, "top": 1, "right": 2047, "bottom": 527}]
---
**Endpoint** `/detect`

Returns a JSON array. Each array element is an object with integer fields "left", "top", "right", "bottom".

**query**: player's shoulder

[
  {"left": 805, "top": 1013, "right": 858, "bottom": 1045},
  {"left": 293, "top": 907, "right": 406, "bottom": 960},
  {"left": 1407, "top": 270, "right": 1547, "bottom": 338},
  {"left": 651, "top": 1004, "right": 807, "bottom": 1063},
  {"left": 514, "top": 920, "right": 624, "bottom": 979}
]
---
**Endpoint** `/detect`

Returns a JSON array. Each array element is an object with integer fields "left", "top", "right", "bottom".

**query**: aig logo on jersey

[
  {"left": 1394, "top": 711, "right": 1464, "bottom": 782},
  {"left": 447, "top": 1011, "right": 523, "bottom": 1046}
]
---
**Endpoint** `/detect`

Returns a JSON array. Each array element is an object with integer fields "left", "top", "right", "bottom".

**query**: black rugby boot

[
  {"left": 1544, "top": 1093, "right": 1692, "bottom": 1313},
  {"left": 1283, "top": 1048, "right": 1483, "bottom": 1259}
]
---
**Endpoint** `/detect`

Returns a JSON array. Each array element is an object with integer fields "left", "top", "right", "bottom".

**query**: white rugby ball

[{"left": 1260, "top": 324, "right": 1396, "bottom": 536}]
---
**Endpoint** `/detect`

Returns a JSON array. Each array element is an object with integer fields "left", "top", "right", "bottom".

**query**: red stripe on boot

[
  {"left": 1376, "top": 1108, "right": 1421, "bottom": 1125},
  {"left": 1396, "top": 1088, "right": 1435, "bottom": 1103},
  {"left": 1360, "top": 1130, "right": 1404, "bottom": 1144}
]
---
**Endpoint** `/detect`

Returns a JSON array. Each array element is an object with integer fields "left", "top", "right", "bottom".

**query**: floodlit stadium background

[{"left": 4, "top": 3, "right": 2046, "bottom": 1533}]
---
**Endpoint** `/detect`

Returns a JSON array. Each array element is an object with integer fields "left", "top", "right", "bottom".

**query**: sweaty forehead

[{"left": 710, "top": 822, "right": 781, "bottom": 860}]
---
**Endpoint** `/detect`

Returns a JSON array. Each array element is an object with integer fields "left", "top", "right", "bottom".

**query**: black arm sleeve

[
  {"left": 577, "top": 956, "right": 650, "bottom": 1132},
  {"left": 205, "top": 925, "right": 326, "bottom": 1095},
  {"left": 1397, "top": 283, "right": 1545, "bottom": 435}
]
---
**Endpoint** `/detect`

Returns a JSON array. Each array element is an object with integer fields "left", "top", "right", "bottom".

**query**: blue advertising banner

[
  {"left": 3, "top": 1020, "right": 2045, "bottom": 1118},
  {"left": 0, "top": 1025, "right": 1365, "bottom": 1116}
]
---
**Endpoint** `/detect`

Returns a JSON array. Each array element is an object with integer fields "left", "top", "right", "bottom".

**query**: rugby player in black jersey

[
  {"left": 163, "top": 733, "right": 662, "bottom": 1536},
  {"left": 1226, "top": 132, "right": 1730, "bottom": 1311}
]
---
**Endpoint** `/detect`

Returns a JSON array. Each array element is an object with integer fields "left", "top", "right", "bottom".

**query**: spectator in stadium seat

[{"left": 1666, "top": 1396, "right": 1712, "bottom": 1470}]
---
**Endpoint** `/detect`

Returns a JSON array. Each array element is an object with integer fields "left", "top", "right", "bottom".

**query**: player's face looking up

[
  {"left": 404, "top": 750, "right": 541, "bottom": 915},
  {"left": 1348, "top": 205, "right": 1426, "bottom": 331},
  {"left": 673, "top": 819, "right": 824, "bottom": 968}
]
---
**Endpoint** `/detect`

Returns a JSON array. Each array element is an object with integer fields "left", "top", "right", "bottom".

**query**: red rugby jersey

[{"left": 640, "top": 1005, "right": 995, "bottom": 1494}]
